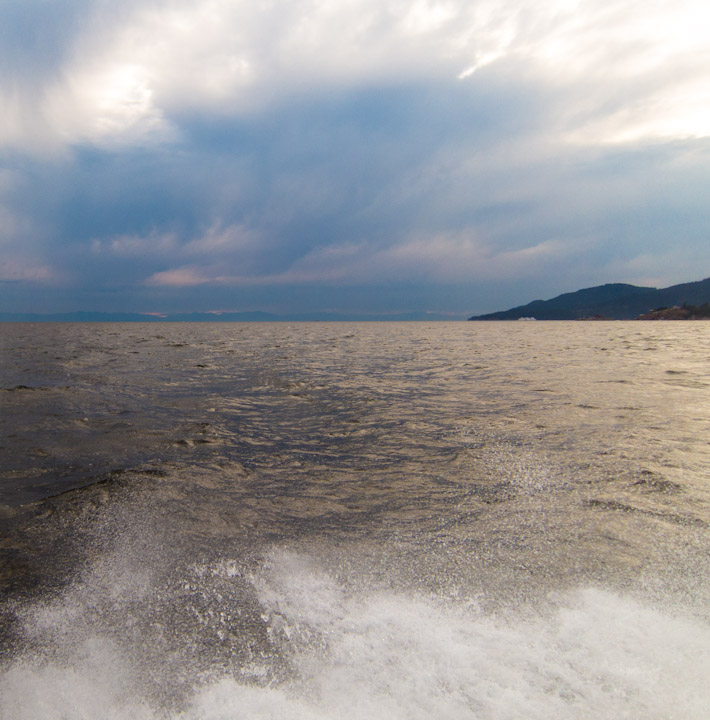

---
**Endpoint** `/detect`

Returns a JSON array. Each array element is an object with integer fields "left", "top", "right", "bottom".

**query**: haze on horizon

[{"left": 1, "top": 0, "right": 709, "bottom": 317}]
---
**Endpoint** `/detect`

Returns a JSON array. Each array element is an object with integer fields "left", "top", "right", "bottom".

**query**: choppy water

[{"left": 1, "top": 321, "right": 709, "bottom": 718}]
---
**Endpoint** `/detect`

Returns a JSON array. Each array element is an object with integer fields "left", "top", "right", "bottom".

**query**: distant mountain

[
  {"left": 468, "top": 277, "right": 710, "bottom": 320},
  {"left": 0, "top": 310, "right": 466, "bottom": 322}
]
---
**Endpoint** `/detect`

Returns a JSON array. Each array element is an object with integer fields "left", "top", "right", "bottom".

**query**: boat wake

[{"left": 2, "top": 548, "right": 708, "bottom": 720}]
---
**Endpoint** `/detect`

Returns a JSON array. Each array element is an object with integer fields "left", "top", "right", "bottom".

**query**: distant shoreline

[
  {"left": 468, "top": 277, "right": 710, "bottom": 321},
  {"left": 0, "top": 311, "right": 469, "bottom": 323}
]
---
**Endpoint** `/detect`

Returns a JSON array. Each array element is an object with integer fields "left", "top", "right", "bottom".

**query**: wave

[{"left": 2, "top": 549, "right": 708, "bottom": 719}]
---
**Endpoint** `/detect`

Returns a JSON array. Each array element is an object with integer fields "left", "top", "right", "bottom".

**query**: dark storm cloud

[{"left": 8, "top": 76, "right": 549, "bottom": 287}]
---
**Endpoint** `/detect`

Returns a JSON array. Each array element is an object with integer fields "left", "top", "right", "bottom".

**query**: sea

[{"left": 1, "top": 321, "right": 709, "bottom": 719}]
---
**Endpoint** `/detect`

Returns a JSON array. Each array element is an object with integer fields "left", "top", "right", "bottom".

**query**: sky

[{"left": 1, "top": 0, "right": 710, "bottom": 317}]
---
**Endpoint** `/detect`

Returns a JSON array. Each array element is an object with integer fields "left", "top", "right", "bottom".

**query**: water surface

[{"left": 1, "top": 322, "right": 709, "bottom": 718}]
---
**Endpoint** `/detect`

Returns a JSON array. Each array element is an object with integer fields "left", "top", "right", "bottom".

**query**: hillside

[{"left": 469, "top": 277, "right": 710, "bottom": 320}]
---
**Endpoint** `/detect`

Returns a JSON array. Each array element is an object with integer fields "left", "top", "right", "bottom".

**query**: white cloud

[
  {"left": 3, "top": 0, "right": 708, "bottom": 151},
  {"left": 145, "top": 266, "right": 210, "bottom": 286},
  {"left": 51, "top": 63, "right": 178, "bottom": 147}
]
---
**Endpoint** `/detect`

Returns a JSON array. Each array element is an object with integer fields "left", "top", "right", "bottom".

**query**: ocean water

[{"left": 1, "top": 321, "right": 709, "bottom": 718}]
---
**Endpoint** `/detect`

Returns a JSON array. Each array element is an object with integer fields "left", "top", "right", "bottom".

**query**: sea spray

[
  {"left": 2, "top": 549, "right": 709, "bottom": 720},
  {"left": 3, "top": 322, "right": 710, "bottom": 719}
]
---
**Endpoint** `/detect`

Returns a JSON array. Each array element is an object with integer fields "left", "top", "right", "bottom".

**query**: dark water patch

[
  {"left": 1, "top": 385, "right": 72, "bottom": 393},
  {"left": 585, "top": 498, "right": 706, "bottom": 528},
  {"left": 632, "top": 471, "right": 682, "bottom": 494}
]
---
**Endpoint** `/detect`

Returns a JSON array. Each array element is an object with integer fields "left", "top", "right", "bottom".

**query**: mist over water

[{"left": 1, "top": 322, "right": 709, "bottom": 718}]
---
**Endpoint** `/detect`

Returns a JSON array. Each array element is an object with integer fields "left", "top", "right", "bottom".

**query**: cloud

[
  {"left": 91, "top": 231, "right": 177, "bottom": 258},
  {"left": 0, "top": 259, "right": 55, "bottom": 283},
  {"left": 2, "top": 1, "right": 710, "bottom": 315},
  {"left": 145, "top": 266, "right": 210, "bottom": 287},
  {"left": 182, "top": 223, "right": 263, "bottom": 260},
  {"left": 3, "top": 0, "right": 710, "bottom": 152},
  {"left": 0, "top": 171, "right": 63, "bottom": 285},
  {"left": 10, "top": 85, "right": 710, "bottom": 307}
]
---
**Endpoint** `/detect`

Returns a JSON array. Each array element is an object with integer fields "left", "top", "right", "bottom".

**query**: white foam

[
  {"left": 2, "top": 550, "right": 708, "bottom": 720},
  {"left": 0, "top": 640, "right": 154, "bottom": 720}
]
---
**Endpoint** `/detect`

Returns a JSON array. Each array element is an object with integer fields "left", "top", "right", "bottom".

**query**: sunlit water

[{"left": 1, "top": 322, "right": 709, "bottom": 718}]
